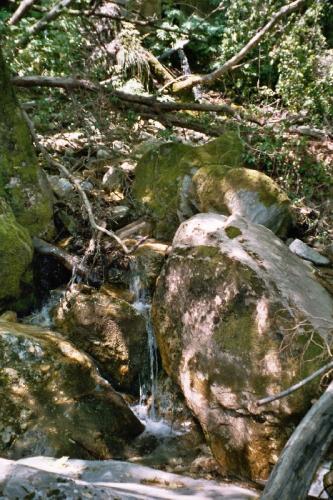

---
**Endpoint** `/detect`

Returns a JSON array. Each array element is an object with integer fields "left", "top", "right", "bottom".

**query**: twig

[
  {"left": 172, "top": 0, "right": 309, "bottom": 92},
  {"left": 22, "top": 109, "right": 131, "bottom": 254},
  {"left": 256, "top": 359, "right": 333, "bottom": 406},
  {"left": 8, "top": 0, "right": 39, "bottom": 25},
  {"left": 19, "top": 0, "right": 75, "bottom": 47}
]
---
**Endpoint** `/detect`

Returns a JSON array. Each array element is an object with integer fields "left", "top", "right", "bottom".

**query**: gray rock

[
  {"left": 289, "top": 239, "right": 330, "bottom": 266},
  {"left": 0, "top": 456, "right": 257, "bottom": 499},
  {"left": 80, "top": 180, "right": 94, "bottom": 192},
  {"left": 96, "top": 148, "right": 111, "bottom": 159},
  {"left": 48, "top": 175, "right": 73, "bottom": 198},
  {"left": 112, "top": 205, "right": 130, "bottom": 221},
  {"left": 102, "top": 165, "right": 123, "bottom": 191},
  {"left": 153, "top": 213, "right": 333, "bottom": 480}
]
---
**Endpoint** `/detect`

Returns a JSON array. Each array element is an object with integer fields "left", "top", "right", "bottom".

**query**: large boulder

[
  {"left": 0, "top": 49, "right": 53, "bottom": 238},
  {"left": 53, "top": 285, "right": 149, "bottom": 393},
  {"left": 132, "top": 132, "right": 243, "bottom": 240},
  {"left": 132, "top": 133, "right": 292, "bottom": 240},
  {"left": 0, "top": 319, "right": 143, "bottom": 459},
  {"left": 192, "top": 167, "right": 292, "bottom": 237},
  {"left": 0, "top": 199, "right": 34, "bottom": 312},
  {"left": 152, "top": 213, "right": 333, "bottom": 480}
]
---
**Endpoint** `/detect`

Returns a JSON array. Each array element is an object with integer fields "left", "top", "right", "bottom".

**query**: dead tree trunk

[{"left": 261, "top": 380, "right": 333, "bottom": 500}]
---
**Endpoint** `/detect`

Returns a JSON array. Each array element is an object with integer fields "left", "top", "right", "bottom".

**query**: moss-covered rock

[
  {"left": 0, "top": 50, "right": 53, "bottom": 238},
  {"left": 152, "top": 213, "right": 333, "bottom": 480},
  {"left": 0, "top": 199, "right": 34, "bottom": 311},
  {"left": 132, "top": 132, "right": 243, "bottom": 240},
  {"left": 53, "top": 285, "right": 148, "bottom": 393},
  {"left": 193, "top": 167, "right": 292, "bottom": 237},
  {"left": 0, "top": 319, "right": 143, "bottom": 460}
]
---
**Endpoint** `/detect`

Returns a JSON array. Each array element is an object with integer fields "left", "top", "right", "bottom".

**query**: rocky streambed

[{"left": 1, "top": 129, "right": 332, "bottom": 498}]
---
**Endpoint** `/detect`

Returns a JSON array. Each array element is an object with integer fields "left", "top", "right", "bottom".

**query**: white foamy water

[
  {"left": 130, "top": 267, "right": 159, "bottom": 422},
  {"left": 23, "top": 289, "right": 64, "bottom": 327}
]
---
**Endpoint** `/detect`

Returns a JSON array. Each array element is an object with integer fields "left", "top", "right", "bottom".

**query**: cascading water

[
  {"left": 130, "top": 267, "right": 158, "bottom": 419},
  {"left": 129, "top": 263, "right": 179, "bottom": 436}
]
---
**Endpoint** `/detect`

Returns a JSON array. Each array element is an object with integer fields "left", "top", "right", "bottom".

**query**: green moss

[
  {"left": 0, "top": 199, "right": 33, "bottom": 305},
  {"left": 0, "top": 50, "right": 53, "bottom": 237},
  {"left": 224, "top": 168, "right": 290, "bottom": 207},
  {"left": 132, "top": 132, "right": 243, "bottom": 240},
  {"left": 193, "top": 166, "right": 290, "bottom": 213},
  {"left": 225, "top": 226, "right": 242, "bottom": 239}
]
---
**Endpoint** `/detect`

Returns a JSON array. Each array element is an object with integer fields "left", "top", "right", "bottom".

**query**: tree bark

[
  {"left": 172, "top": 0, "right": 309, "bottom": 92},
  {"left": 11, "top": 75, "right": 261, "bottom": 124},
  {"left": 8, "top": 0, "right": 39, "bottom": 25},
  {"left": 261, "top": 380, "right": 333, "bottom": 500}
]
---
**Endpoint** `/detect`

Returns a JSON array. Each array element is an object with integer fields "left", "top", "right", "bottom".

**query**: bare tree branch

[
  {"left": 19, "top": 0, "right": 75, "bottom": 46},
  {"left": 261, "top": 379, "right": 333, "bottom": 500},
  {"left": 12, "top": 75, "right": 99, "bottom": 91},
  {"left": 256, "top": 359, "right": 333, "bottom": 406},
  {"left": 33, "top": 237, "right": 90, "bottom": 277},
  {"left": 172, "top": 0, "right": 309, "bottom": 92},
  {"left": 11, "top": 75, "right": 262, "bottom": 124},
  {"left": 8, "top": 0, "right": 39, "bottom": 25}
]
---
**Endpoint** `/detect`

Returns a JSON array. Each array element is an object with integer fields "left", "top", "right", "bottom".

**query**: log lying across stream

[{"left": 261, "top": 380, "right": 333, "bottom": 500}]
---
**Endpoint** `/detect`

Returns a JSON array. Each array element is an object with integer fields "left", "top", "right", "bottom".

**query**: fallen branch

[
  {"left": 261, "top": 379, "right": 333, "bottom": 500},
  {"left": 12, "top": 75, "right": 99, "bottom": 91},
  {"left": 256, "top": 359, "right": 333, "bottom": 406},
  {"left": 22, "top": 109, "right": 131, "bottom": 254},
  {"left": 8, "top": 0, "right": 39, "bottom": 25},
  {"left": 12, "top": 75, "right": 262, "bottom": 126},
  {"left": 33, "top": 237, "right": 89, "bottom": 277},
  {"left": 172, "top": 0, "right": 309, "bottom": 92},
  {"left": 19, "top": 0, "right": 75, "bottom": 47}
]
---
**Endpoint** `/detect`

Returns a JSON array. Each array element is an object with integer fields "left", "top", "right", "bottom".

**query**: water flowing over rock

[
  {"left": 0, "top": 319, "right": 144, "bottom": 460},
  {"left": 152, "top": 213, "right": 333, "bottom": 480},
  {"left": 53, "top": 285, "right": 149, "bottom": 393}
]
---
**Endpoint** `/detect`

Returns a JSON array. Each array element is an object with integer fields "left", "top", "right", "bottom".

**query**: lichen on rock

[
  {"left": 53, "top": 284, "right": 149, "bottom": 393},
  {"left": 152, "top": 213, "right": 333, "bottom": 480},
  {"left": 193, "top": 167, "right": 292, "bottom": 237}
]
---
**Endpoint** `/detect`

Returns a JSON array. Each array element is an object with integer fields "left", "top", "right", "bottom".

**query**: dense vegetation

[{"left": 0, "top": 1, "right": 331, "bottom": 232}]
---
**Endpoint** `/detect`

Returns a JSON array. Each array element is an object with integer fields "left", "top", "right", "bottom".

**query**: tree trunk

[
  {"left": 0, "top": 49, "right": 53, "bottom": 237},
  {"left": 261, "top": 380, "right": 333, "bottom": 500}
]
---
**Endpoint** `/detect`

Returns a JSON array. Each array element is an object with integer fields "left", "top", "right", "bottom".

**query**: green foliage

[
  {"left": 275, "top": 3, "right": 333, "bottom": 120},
  {"left": 146, "top": 2, "right": 226, "bottom": 71},
  {"left": 4, "top": 16, "right": 86, "bottom": 76},
  {"left": 243, "top": 130, "right": 332, "bottom": 203}
]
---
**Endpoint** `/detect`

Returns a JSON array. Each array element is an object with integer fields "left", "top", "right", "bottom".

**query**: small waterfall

[
  {"left": 130, "top": 268, "right": 159, "bottom": 421},
  {"left": 23, "top": 289, "right": 64, "bottom": 327}
]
